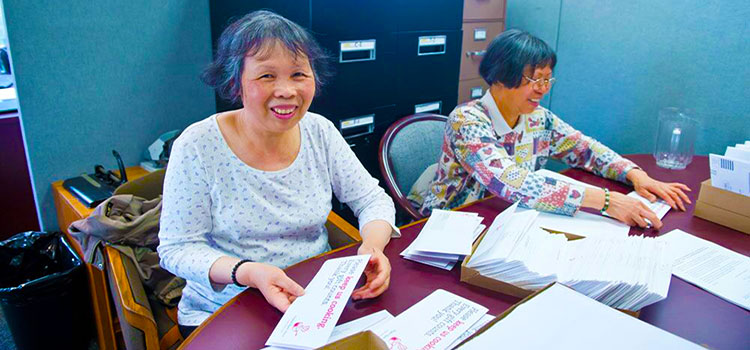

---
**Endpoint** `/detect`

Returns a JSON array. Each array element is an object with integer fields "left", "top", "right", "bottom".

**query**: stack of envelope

[
  {"left": 401, "top": 209, "right": 485, "bottom": 270},
  {"left": 466, "top": 202, "right": 673, "bottom": 311},
  {"left": 709, "top": 140, "right": 750, "bottom": 196}
]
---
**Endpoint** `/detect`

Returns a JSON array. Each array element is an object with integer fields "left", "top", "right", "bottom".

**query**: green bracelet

[{"left": 601, "top": 188, "right": 610, "bottom": 214}]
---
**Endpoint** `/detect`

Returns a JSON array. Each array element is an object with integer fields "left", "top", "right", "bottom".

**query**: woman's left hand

[
  {"left": 627, "top": 169, "right": 692, "bottom": 211},
  {"left": 352, "top": 245, "right": 391, "bottom": 300}
]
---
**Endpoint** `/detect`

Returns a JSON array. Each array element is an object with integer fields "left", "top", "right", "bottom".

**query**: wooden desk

[
  {"left": 51, "top": 166, "right": 149, "bottom": 350},
  {"left": 180, "top": 155, "right": 750, "bottom": 350},
  {"left": 52, "top": 166, "right": 150, "bottom": 240}
]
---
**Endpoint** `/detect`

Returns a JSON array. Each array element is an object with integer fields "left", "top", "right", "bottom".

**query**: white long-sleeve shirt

[{"left": 158, "top": 112, "right": 398, "bottom": 326}]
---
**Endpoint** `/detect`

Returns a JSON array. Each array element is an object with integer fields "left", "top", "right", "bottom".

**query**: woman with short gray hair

[
  {"left": 412, "top": 29, "right": 690, "bottom": 229},
  {"left": 158, "top": 10, "right": 398, "bottom": 337}
]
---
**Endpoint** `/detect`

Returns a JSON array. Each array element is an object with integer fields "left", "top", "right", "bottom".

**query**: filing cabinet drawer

[
  {"left": 458, "top": 77, "right": 489, "bottom": 105},
  {"left": 395, "top": 30, "right": 461, "bottom": 105},
  {"left": 395, "top": 0, "right": 463, "bottom": 31},
  {"left": 463, "top": 0, "right": 506, "bottom": 22},
  {"left": 460, "top": 21, "right": 504, "bottom": 80},
  {"left": 395, "top": 89, "right": 458, "bottom": 120},
  {"left": 311, "top": 33, "right": 397, "bottom": 116},
  {"left": 311, "top": 0, "right": 397, "bottom": 35}
]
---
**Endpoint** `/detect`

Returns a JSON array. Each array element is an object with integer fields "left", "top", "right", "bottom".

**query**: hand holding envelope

[
  {"left": 353, "top": 246, "right": 391, "bottom": 300},
  {"left": 242, "top": 263, "right": 306, "bottom": 312},
  {"left": 266, "top": 255, "right": 371, "bottom": 349}
]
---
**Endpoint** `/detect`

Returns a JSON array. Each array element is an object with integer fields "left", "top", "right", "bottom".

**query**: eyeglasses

[{"left": 523, "top": 75, "right": 556, "bottom": 90}]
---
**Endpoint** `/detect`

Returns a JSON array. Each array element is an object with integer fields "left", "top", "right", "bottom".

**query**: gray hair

[{"left": 201, "top": 10, "right": 331, "bottom": 104}]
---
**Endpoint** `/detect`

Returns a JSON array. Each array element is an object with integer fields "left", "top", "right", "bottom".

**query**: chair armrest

[
  {"left": 326, "top": 211, "right": 361, "bottom": 249},
  {"left": 104, "top": 245, "right": 160, "bottom": 349}
]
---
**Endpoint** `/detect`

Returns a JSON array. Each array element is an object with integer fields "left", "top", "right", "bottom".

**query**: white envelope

[
  {"left": 371, "top": 289, "right": 488, "bottom": 350},
  {"left": 265, "top": 255, "right": 370, "bottom": 349},
  {"left": 709, "top": 153, "right": 750, "bottom": 196},
  {"left": 726, "top": 146, "right": 750, "bottom": 161}
]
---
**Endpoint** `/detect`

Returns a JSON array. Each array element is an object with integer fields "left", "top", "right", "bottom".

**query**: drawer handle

[{"left": 466, "top": 50, "right": 486, "bottom": 58}]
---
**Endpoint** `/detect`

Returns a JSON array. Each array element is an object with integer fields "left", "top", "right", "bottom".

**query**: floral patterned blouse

[{"left": 411, "top": 91, "right": 638, "bottom": 217}]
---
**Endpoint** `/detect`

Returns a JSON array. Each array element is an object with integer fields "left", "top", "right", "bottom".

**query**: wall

[
  {"left": 4, "top": 0, "right": 216, "bottom": 230},
  {"left": 507, "top": 0, "right": 749, "bottom": 160}
]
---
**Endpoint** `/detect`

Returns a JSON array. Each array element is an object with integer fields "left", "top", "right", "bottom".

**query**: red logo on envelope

[
  {"left": 388, "top": 337, "right": 407, "bottom": 350},
  {"left": 291, "top": 321, "right": 309, "bottom": 336}
]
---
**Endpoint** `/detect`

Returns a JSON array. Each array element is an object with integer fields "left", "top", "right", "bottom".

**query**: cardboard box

[
  {"left": 461, "top": 229, "right": 639, "bottom": 317},
  {"left": 317, "top": 331, "right": 387, "bottom": 350},
  {"left": 460, "top": 228, "right": 579, "bottom": 299},
  {"left": 694, "top": 179, "right": 750, "bottom": 234}
]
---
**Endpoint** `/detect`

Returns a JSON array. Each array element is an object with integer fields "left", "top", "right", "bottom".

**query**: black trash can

[{"left": 0, "top": 231, "right": 93, "bottom": 350}]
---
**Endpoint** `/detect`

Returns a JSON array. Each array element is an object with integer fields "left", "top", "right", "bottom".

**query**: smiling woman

[
  {"left": 157, "top": 10, "right": 399, "bottom": 338},
  {"left": 410, "top": 29, "right": 691, "bottom": 230}
]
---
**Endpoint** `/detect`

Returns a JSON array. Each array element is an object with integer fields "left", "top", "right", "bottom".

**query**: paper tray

[
  {"left": 316, "top": 330, "right": 387, "bottom": 350},
  {"left": 694, "top": 179, "right": 750, "bottom": 234},
  {"left": 460, "top": 228, "right": 639, "bottom": 317}
]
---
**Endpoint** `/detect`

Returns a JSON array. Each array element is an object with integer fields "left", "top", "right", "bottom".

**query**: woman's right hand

[
  {"left": 605, "top": 191, "right": 663, "bottom": 229},
  {"left": 237, "top": 262, "right": 305, "bottom": 312}
]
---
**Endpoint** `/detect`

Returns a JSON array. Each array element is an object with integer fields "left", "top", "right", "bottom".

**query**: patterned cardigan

[{"left": 411, "top": 92, "right": 638, "bottom": 217}]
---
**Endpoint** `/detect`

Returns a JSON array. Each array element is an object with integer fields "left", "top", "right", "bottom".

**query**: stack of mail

[
  {"left": 265, "top": 255, "right": 370, "bottom": 349},
  {"left": 466, "top": 202, "right": 673, "bottom": 311},
  {"left": 709, "top": 140, "right": 750, "bottom": 196},
  {"left": 401, "top": 209, "right": 486, "bottom": 270},
  {"left": 557, "top": 235, "right": 672, "bottom": 311},
  {"left": 371, "top": 289, "right": 489, "bottom": 350}
]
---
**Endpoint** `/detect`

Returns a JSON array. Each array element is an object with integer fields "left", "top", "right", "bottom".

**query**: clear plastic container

[{"left": 653, "top": 107, "right": 697, "bottom": 170}]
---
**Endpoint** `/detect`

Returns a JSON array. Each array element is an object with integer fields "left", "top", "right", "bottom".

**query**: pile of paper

[
  {"left": 267, "top": 289, "right": 494, "bottom": 350},
  {"left": 265, "top": 255, "right": 370, "bottom": 349},
  {"left": 466, "top": 202, "right": 673, "bottom": 311},
  {"left": 401, "top": 209, "right": 485, "bottom": 270},
  {"left": 709, "top": 140, "right": 750, "bottom": 196},
  {"left": 458, "top": 283, "right": 702, "bottom": 350},
  {"left": 659, "top": 229, "right": 750, "bottom": 310},
  {"left": 370, "top": 289, "right": 489, "bottom": 350}
]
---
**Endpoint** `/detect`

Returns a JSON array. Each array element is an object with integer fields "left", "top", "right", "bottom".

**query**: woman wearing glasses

[{"left": 411, "top": 29, "right": 690, "bottom": 229}]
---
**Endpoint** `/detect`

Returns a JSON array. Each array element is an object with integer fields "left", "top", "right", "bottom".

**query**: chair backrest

[
  {"left": 104, "top": 245, "right": 183, "bottom": 350},
  {"left": 379, "top": 113, "right": 448, "bottom": 220},
  {"left": 114, "top": 169, "right": 166, "bottom": 200},
  {"left": 109, "top": 168, "right": 183, "bottom": 349}
]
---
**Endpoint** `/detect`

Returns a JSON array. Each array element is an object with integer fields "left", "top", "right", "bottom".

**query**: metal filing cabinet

[{"left": 458, "top": 0, "right": 506, "bottom": 105}]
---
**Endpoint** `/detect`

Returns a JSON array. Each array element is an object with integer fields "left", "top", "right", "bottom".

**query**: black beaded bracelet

[
  {"left": 231, "top": 259, "right": 253, "bottom": 287},
  {"left": 600, "top": 188, "right": 611, "bottom": 214}
]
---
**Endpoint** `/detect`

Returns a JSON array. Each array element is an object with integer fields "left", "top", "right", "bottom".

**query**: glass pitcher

[{"left": 653, "top": 107, "right": 697, "bottom": 170}]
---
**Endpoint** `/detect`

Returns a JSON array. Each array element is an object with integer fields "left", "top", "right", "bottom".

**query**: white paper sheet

[
  {"left": 709, "top": 153, "right": 750, "bottom": 196},
  {"left": 627, "top": 191, "right": 671, "bottom": 219},
  {"left": 602, "top": 191, "right": 671, "bottom": 225},
  {"left": 327, "top": 310, "right": 394, "bottom": 343},
  {"left": 265, "top": 255, "right": 370, "bottom": 349},
  {"left": 528, "top": 208, "right": 631, "bottom": 239},
  {"left": 660, "top": 229, "right": 750, "bottom": 310},
  {"left": 371, "top": 289, "right": 488, "bottom": 350},
  {"left": 459, "top": 284, "right": 702, "bottom": 350},
  {"left": 445, "top": 313, "right": 495, "bottom": 349},
  {"left": 410, "top": 209, "right": 480, "bottom": 255},
  {"left": 401, "top": 210, "right": 485, "bottom": 270}
]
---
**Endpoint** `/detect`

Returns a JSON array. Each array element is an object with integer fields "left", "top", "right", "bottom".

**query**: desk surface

[{"left": 181, "top": 155, "right": 750, "bottom": 350}]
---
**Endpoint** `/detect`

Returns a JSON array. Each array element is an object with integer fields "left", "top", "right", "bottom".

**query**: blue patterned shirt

[{"left": 158, "top": 112, "right": 397, "bottom": 326}]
